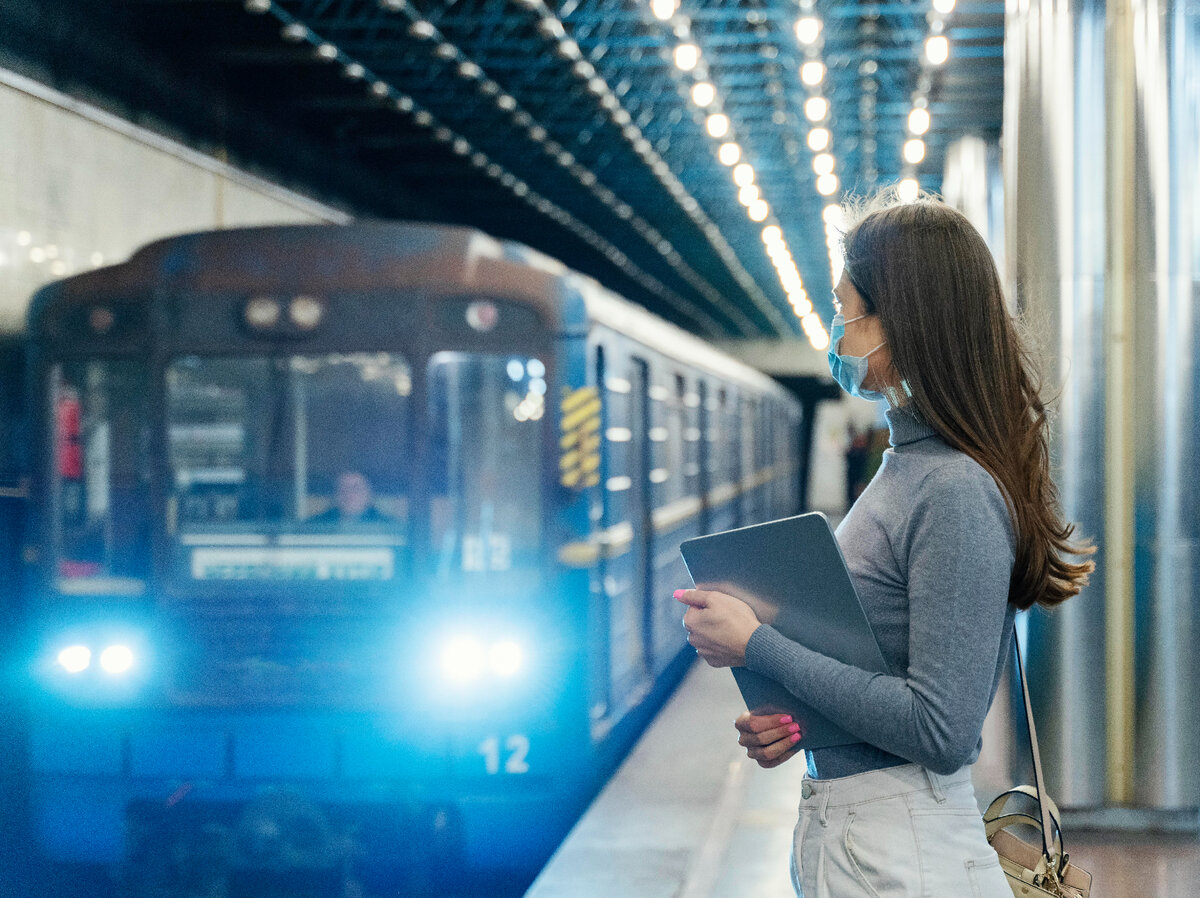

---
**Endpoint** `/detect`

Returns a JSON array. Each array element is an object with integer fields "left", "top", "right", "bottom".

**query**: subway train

[{"left": 10, "top": 222, "right": 804, "bottom": 892}]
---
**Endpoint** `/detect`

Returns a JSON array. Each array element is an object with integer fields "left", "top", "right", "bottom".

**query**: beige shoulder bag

[{"left": 983, "top": 633, "right": 1092, "bottom": 898}]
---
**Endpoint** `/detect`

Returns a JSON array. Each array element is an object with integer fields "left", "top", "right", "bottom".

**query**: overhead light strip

[
  {"left": 898, "top": 0, "right": 957, "bottom": 202},
  {"left": 509, "top": 0, "right": 789, "bottom": 337},
  {"left": 651, "top": 1, "right": 827, "bottom": 349}
]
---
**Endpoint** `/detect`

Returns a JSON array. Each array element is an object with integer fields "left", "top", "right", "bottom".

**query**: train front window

[
  {"left": 427, "top": 352, "right": 545, "bottom": 585},
  {"left": 166, "top": 353, "right": 411, "bottom": 583},
  {"left": 51, "top": 360, "right": 151, "bottom": 593}
]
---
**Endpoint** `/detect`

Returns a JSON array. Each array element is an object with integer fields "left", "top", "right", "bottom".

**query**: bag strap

[{"left": 1014, "top": 626, "right": 1059, "bottom": 864}]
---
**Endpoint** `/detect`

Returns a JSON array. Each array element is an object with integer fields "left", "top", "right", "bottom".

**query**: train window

[
  {"left": 427, "top": 352, "right": 545, "bottom": 583},
  {"left": 166, "top": 353, "right": 411, "bottom": 582},
  {"left": 52, "top": 360, "right": 151, "bottom": 593}
]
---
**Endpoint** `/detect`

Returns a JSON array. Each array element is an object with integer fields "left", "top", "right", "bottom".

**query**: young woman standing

[{"left": 675, "top": 195, "right": 1094, "bottom": 897}]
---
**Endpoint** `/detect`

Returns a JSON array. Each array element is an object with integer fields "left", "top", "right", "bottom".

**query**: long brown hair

[{"left": 841, "top": 194, "right": 1094, "bottom": 610}]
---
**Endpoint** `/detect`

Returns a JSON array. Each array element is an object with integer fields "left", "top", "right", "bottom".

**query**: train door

[
  {"left": 596, "top": 350, "right": 651, "bottom": 718},
  {"left": 589, "top": 346, "right": 611, "bottom": 723},
  {"left": 629, "top": 358, "right": 654, "bottom": 680}
]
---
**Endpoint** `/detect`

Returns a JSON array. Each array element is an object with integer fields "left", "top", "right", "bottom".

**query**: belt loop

[
  {"left": 819, "top": 785, "right": 831, "bottom": 826},
  {"left": 925, "top": 768, "right": 947, "bottom": 803}
]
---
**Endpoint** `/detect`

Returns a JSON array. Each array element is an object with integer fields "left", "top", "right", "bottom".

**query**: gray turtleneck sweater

[{"left": 744, "top": 405, "right": 1018, "bottom": 779}]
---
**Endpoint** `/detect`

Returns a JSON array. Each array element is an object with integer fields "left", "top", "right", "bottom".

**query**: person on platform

[{"left": 675, "top": 193, "right": 1095, "bottom": 897}]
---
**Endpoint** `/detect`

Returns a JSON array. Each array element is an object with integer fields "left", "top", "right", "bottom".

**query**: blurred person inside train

[
  {"left": 309, "top": 470, "right": 387, "bottom": 524},
  {"left": 675, "top": 192, "right": 1095, "bottom": 897}
]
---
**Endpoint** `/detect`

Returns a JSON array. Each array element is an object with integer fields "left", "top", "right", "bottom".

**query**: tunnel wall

[{"left": 0, "top": 67, "right": 348, "bottom": 333}]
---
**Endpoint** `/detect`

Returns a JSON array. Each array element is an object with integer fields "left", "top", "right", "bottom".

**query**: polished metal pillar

[
  {"left": 1004, "top": 0, "right": 1109, "bottom": 808},
  {"left": 1130, "top": 0, "right": 1200, "bottom": 809}
]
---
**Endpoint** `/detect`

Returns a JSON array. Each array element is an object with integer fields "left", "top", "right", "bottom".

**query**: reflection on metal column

[
  {"left": 1131, "top": 0, "right": 1200, "bottom": 810},
  {"left": 1004, "top": 0, "right": 1109, "bottom": 808}
]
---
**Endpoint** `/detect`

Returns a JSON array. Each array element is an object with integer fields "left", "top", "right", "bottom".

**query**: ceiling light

[
  {"left": 691, "top": 82, "right": 716, "bottom": 107},
  {"left": 823, "top": 203, "right": 845, "bottom": 226},
  {"left": 409, "top": 20, "right": 436, "bottom": 39},
  {"left": 732, "top": 162, "right": 755, "bottom": 186},
  {"left": 651, "top": 0, "right": 677, "bottom": 20},
  {"left": 705, "top": 113, "right": 730, "bottom": 138},
  {"left": 344, "top": 62, "right": 366, "bottom": 79},
  {"left": 804, "top": 97, "right": 829, "bottom": 122},
  {"left": 315, "top": 43, "right": 338, "bottom": 60},
  {"left": 280, "top": 23, "right": 309, "bottom": 42},
  {"left": 458, "top": 61, "right": 482, "bottom": 79},
  {"left": 807, "top": 127, "right": 831, "bottom": 151},
  {"left": 370, "top": 81, "right": 391, "bottom": 98},
  {"left": 558, "top": 40, "right": 582, "bottom": 60},
  {"left": 379, "top": 0, "right": 406, "bottom": 9},
  {"left": 718, "top": 142, "right": 741, "bottom": 165},
  {"left": 748, "top": 200, "right": 769, "bottom": 222},
  {"left": 795, "top": 17, "right": 822, "bottom": 45},
  {"left": 573, "top": 60, "right": 595, "bottom": 78},
  {"left": 898, "top": 178, "right": 920, "bottom": 202},
  {"left": 908, "top": 107, "right": 931, "bottom": 135},
  {"left": 800, "top": 61, "right": 825, "bottom": 86},
  {"left": 903, "top": 138, "right": 927, "bottom": 164},
  {"left": 933, "top": 0, "right": 956, "bottom": 12},
  {"left": 674, "top": 43, "right": 700, "bottom": 72},
  {"left": 537, "top": 17, "right": 565, "bottom": 39},
  {"left": 244, "top": 0, "right": 271, "bottom": 12},
  {"left": 925, "top": 35, "right": 950, "bottom": 65},
  {"left": 816, "top": 173, "right": 839, "bottom": 196},
  {"left": 761, "top": 225, "right": 783, "bottom": 244},
  {"left": 812, "top": 152, "right": 835, "bottom": 175},
  {"left": 738, "top": 184, "right": 760, "bottom": 205}
]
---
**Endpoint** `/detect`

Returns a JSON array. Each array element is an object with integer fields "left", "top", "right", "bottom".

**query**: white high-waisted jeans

[{"left": 790, "top": 763, "right": 1012, "bottom": 898}]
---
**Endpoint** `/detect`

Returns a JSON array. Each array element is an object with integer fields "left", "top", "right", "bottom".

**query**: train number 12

[{"left": 477, "top": 734, "right": 530, "bottom": 775}]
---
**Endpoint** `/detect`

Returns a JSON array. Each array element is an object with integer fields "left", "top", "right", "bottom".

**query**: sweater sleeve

[{"left": 744, "top": 464, "right": 1015, "bottom": 774}]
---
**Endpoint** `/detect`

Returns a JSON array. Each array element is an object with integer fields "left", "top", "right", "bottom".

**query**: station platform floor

[{"left": 528, "top": 661, "right": 1200, "bottom": 898}]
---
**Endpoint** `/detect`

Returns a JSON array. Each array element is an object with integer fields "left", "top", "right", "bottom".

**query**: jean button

[{"left": 801, "top": 782, "right": 814, "bottom": 800}]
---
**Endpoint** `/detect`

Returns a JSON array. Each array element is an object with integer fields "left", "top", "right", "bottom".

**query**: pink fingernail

[
  {"left": 779, "top": 716, "right": 793, "bottom": 725},
  {"left": 790, "top": 733, "right": 801, "bottom": 743},
  {"left": 788, "top": 723, "right": 800, "bottom": 734},
  {"left": 673, "top": 589, "right": 685, "bottom": 599}
]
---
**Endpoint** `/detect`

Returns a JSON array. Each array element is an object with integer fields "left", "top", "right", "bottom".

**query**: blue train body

[{"left": 14, "top": 223, "right": 802, "bottom": 889}]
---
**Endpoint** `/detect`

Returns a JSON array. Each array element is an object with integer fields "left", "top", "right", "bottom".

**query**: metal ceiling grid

[
  {"left": 265, "top": 0, "right": 788, "bottom": 336},
  {"left": 81, "top": 0, "right": 1004, "bottom": 340}
]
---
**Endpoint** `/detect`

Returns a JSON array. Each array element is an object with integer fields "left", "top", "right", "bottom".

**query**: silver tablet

[{"left": 679, "top": 511, "right": 889, "bottom": 750}]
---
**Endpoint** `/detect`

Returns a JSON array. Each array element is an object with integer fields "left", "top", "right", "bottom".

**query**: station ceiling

[{"left": 6, "top": 0, "right": 1003, "bottom": 341}]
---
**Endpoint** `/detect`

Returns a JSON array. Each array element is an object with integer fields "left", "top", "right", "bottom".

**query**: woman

[{"left": 675, "top": 194, "right": 1094, "bottom": 897}]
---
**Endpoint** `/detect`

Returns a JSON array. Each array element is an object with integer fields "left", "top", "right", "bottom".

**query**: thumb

[{"left": 673, "top": 589, "right": 709, "bottom": 608}]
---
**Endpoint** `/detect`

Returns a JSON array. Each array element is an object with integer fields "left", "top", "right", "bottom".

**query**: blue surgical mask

[{"left": 828, "top": 313, "right": 888, "bottom": 401}]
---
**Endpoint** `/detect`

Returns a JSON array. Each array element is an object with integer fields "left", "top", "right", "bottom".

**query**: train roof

[{"left": 32, "top": 222, "right": 790, "bottom": 398}]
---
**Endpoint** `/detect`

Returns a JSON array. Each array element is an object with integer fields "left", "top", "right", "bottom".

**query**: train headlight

[
  {"left": 99, "top": 644, "right": 136, "bottom": 676},
  {"left": 439, "top": 635, "right": 526, "bottom": 682},
  {"left": 244, "top": 296, "right": 282, "bottom": 329},
  {"left": 57, "top": 644, "right": 92, "bottom": 674},
  {"left": 441, "top": 636, "right": 487, "bottom": 682},
  {"left": 288, "top": 295, "right": 324, "bottom": 330},
  {"left": 489, "top": 640, "right": 523, "bottom": 678}
]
